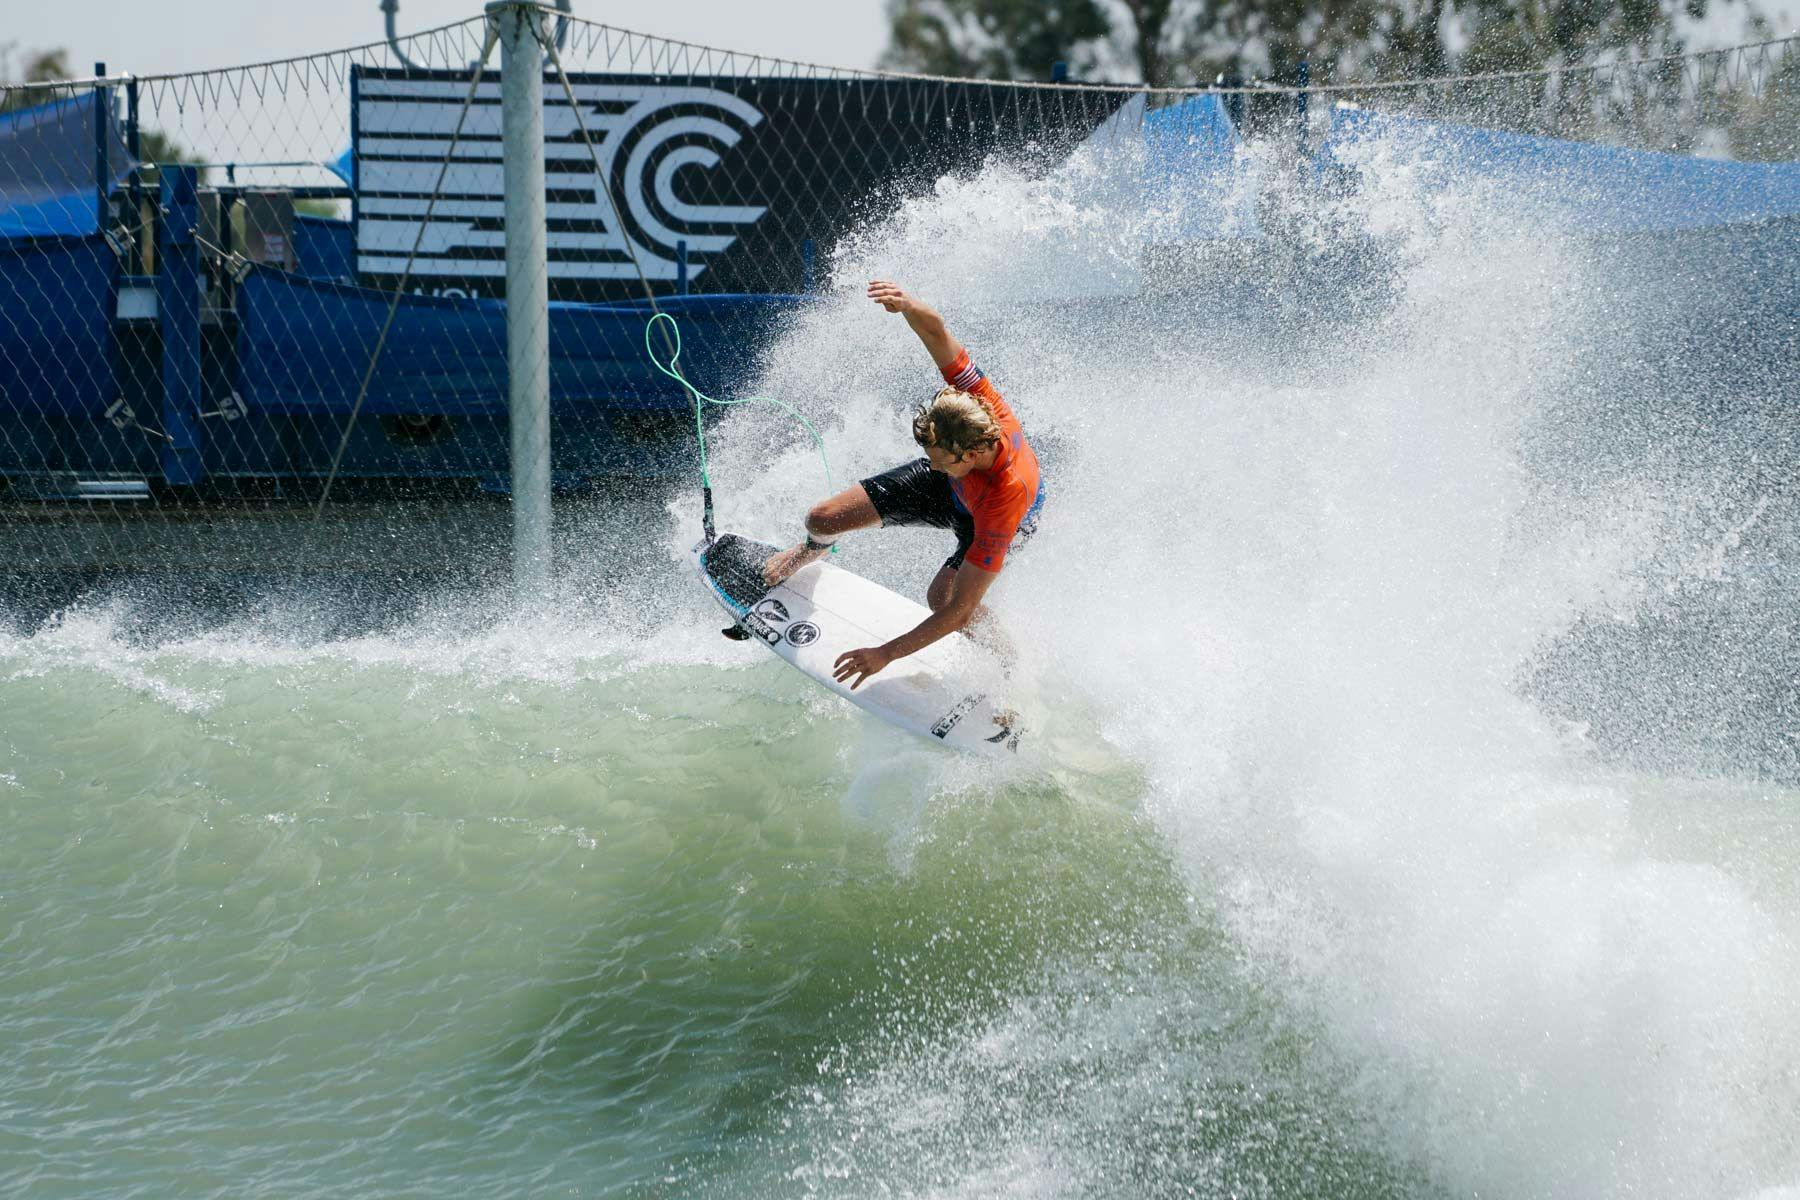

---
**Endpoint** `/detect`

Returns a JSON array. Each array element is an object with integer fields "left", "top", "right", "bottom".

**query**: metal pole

[
  {"left": 126, "top": 75, "right": 142, "bottom": 250},
  {"left": 488, "top": 1, "right": 551, "bottom": 595},
  {"left": 1296, "top": 59, "right": 1311, "bottom": 161},
  {"left": 94, "top": 62, "right": 108, "bottom": 235},
  {"left": 158, "top": 166, "right": 205, "bottom": 486},
  {"left": 1222, "top": 69, "right": 1245, "bottom": 131}
]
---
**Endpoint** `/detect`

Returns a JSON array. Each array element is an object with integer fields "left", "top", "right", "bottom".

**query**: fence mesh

[{"left": 0, "top": 8, "right": 1794, "bottom": 588}]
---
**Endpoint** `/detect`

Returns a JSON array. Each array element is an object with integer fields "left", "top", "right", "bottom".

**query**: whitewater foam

[
  {"left": 3, "top": 102, "right": 1796, "bottom": 1200},
  {"left": 693, "top": 116, "right": 1800, "bottom": 1197}
]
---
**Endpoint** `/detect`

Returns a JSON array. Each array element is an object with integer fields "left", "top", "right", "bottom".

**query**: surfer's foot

[{"left": 763, "top": 541, "right": 828, "bottom": 587}]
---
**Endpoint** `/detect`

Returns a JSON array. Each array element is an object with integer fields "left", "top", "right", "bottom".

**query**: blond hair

[{"left": 912, "top": 386, "right": 1001, "bottom": 459}]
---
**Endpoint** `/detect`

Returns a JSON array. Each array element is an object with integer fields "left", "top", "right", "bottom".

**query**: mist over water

[
  {"left": 5, "top": 117, "right": 1799, "bottom": 1198},
  {"left": 695, "top": 119, "right": 1800, "bottom": 1196}
]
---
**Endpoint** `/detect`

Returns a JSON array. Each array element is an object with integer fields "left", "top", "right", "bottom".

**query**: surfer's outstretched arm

[
  {"left": 833, "top": 561, "right": 996, "bottom": 689},
  {"left": 868, "top": 280, "right": 964, "bottom": 370}
]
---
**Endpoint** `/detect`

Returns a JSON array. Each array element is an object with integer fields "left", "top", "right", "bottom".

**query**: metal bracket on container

[
  {"left": 105, "top": 397, "right": 173, "bottom": 444},
  {"left": 198, "top": 391, "right": 249, "bottom": 422}
]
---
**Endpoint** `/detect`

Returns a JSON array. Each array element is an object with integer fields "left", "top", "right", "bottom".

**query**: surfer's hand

[
  {"left": 833, "top": 645, "right": 892, "bottom": 689},
  {"left": 867, "top": 280, "right": 914, "bottom": 314}
]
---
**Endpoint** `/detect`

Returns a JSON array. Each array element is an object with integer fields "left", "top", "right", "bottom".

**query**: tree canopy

[
  {"left": 0, "top": 45, "right": 76, "bottom": 114},
  {"left": 880, "top": 0, "right": 1115, "bottom": 82},
  {"left": 880, "top": 0, "right": 1739, "bottom": 86},
  {"left": 1, "top": 44, "right": 187, "bottom": 173}
]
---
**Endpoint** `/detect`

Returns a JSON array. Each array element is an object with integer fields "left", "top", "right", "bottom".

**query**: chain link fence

[{"left": 0, "top": 8, "right": 1794, "bottom": 587}]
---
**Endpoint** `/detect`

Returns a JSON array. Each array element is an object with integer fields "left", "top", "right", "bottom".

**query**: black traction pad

[{"left": 702, "top": 533, "right": 781, "bottom": 613}]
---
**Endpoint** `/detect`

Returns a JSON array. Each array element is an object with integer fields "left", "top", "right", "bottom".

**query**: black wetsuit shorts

[{"left": 860, "top": 458, "right": 1040, "bottom": 572}]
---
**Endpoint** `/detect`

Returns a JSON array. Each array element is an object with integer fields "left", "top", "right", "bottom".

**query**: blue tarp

[
  {"left": 0, "top": 91, "right": 131, "bottom": 239},
  {"left": 0, "top": 191, "right": 106, "bottom": 240},
  {"left": 0, "top": 233, "right": 117, "bottom": 420},
  {"left": 237, "top": 266, "right": 798, "bottom": 417},
  {"left": 228, "top": 267, "right": 806, "bottom": 480},
  {"left": 1145, "top": 93, "right": 1241, "bottom": 172},
  {"left": 293, "top": 214, "right": 355, "bottom": 282},
  {"left": 1319, "top": 105, "right": 1800, "bottom": 232},
  {"left": 1141, "top": 93, "right": 1261, "bottom": 239},
  {"left": 327, "top": 146, "right": 355, "bottom": 188}
]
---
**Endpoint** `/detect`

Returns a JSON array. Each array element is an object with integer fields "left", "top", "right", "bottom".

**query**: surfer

[{"left": 761, "top": 280, "right": 1044, "bottom": 689}]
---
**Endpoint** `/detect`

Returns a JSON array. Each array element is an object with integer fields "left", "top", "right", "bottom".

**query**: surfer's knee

[
  {"left": 803, "top": 500, "right": 838, "bottom": 537},
  {"left": 805, "top": 489, "right": 875, "bottom": 539}
]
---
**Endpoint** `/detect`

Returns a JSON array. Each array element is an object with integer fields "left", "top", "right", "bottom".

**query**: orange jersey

[{"left": 941, "top": 349, "right": 1044, "bottom": 573}]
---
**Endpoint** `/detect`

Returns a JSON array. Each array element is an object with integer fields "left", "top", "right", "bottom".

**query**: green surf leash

[{"left": 644, "top": 311, "right": 836, "bottom": 550}]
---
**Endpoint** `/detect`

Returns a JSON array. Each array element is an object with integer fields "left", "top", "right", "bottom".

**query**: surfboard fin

[
  {"left": 987, "top": 709, "right": 1024, "bottom": 751},
  {"left": 720, "top": 624, "right": 752, "bottom": 641}
]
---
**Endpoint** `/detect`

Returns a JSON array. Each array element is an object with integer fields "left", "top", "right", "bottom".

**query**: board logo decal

[
  {"left": 931, "top": 692, "right": 985, "bottom": 739},
  {"left": 784, "top": 621, "right": 820, "bottom": 647},
  {"left": 753, "top": 598, "right": 790, "bottom": 624},
  {"left": 741, "top": 611, "right": 783, "bottom": 647}
]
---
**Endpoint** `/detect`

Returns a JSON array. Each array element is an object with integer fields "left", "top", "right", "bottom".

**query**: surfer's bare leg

[{"left": 763, "top": 485, "right": 880, "bottom": 585}]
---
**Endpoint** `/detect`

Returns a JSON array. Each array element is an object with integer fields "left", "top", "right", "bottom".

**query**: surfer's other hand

[
  {"left": 833, "top": 645, "right": 892, "bottom": 689},
  {"left": 867, "top": 280, "right": 913, "bottom": 314}
]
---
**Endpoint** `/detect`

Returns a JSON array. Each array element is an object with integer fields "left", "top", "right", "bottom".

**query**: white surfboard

[{"left": 695, "top": 533, "right": 1022, "bottom": 754}]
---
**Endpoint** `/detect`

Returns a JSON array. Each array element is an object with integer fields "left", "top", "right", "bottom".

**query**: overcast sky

[
  {"left": 6, "top": 0, "right": 1794, "bottom": 82},
  {"left": 5, "top": 0, "right": 893, "bottom": 79}
]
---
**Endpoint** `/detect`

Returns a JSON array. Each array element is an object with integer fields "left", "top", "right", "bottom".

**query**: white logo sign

[{"left": 354, "top": 75, "right": 767, "bottom": 288}]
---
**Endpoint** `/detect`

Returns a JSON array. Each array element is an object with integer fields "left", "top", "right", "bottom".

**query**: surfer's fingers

[{"left": 867, "top": 281, "right": 907, "bottom": 310}]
